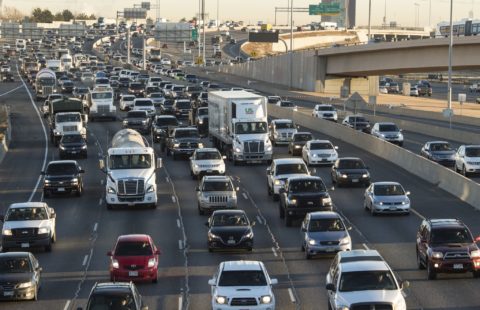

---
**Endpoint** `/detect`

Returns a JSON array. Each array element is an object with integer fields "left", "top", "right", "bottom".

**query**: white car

[
  {"left": 410, "top": 86, "right": 419, "bottom": 97},
  {"left": 455, "top": 145, "right": 480, "bottom": 176},
  {"left": 1, "top": 202, "right": 56, "bottom": 252},
  {"left": 189, "top": 148, "right": 226, "bottom": 179},
  {"left": 363, "top": 182, "right": 411, "bottom": 215},
  {"left": 371, "top": 122, "right": 404, "bottom": 146},
  {"left": 266, "top": 158, "right": 311, "bottom": 201},
  {"left": 268, "top": 119, "right": 297, "bottom": 145},
  {"left": 160, "top": 58, "right": 171, "bottom": 65},
  {"left": 276, "top": 100, "right": 297, "bottom": 111},
  {"left": 326, "top": 250, "right": 408, "bottom": 310},
  {"left": 132, "top": 98, "right": 155, "bottom": 117},
  {"left": 379, "top": 85, "right": 389, "bottom": 94},
  {"left": 302, "top": 140, "right": 338, "bottom": 165},
  {"left": 208, "top": 260, "right": 277, "bottom": 310},
  {"left": 312, "top": 104, "right": 338, "bottom": 122},
  {"left": 119, "top": 94, "right": 136, "bottom": 111}
]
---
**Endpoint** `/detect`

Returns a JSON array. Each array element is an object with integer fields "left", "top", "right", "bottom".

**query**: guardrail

[{"left": 269, "top": 104, "right": 480, "bottom": 210}]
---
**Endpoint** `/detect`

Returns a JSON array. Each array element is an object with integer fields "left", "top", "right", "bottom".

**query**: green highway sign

[
  {"left": 309, "top": 2, "right": 341, "bottom": 16},
  {"left": 192, "top": 28, "right": 198, "bottom": 41}
]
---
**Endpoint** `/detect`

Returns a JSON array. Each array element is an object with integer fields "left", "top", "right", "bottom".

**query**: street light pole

[
  {"left": 289, "top": 0, "right": 293, "bottom": 88},
  {"left": 447, "top": 0, "right": 453, "bottom": 122},
  {"left": 368, "top": 0, "right": 371, "bottom": 41},
  {"left": 202, "top": 0, "right": 206, "bottom": 66},
  {"left": 217, "top": 0, "right": 219, "bottom": 32}
]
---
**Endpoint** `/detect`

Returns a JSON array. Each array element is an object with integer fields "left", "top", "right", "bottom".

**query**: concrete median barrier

[
  {"left": 0, "top": 106, "right": 11, "bottom": 164},
  {"left": 269, "top": 104, "right": 480, "bottom": 210}
]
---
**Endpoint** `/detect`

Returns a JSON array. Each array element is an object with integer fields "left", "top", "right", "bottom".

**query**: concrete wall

[
  {"left": 0, "top": 108, "right": 11, "bottom": 165},
  {"left": 268, "top": 104, "right": 480, "bottom": 210},
  {"left": 271, "top": 34, "right": 356, "bottom": 52}
]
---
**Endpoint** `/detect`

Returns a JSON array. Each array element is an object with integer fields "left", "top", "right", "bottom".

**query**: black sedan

[
  {"left": 72, "top": 87, "right": 89, "bottom": 99},
  {"left": 59, "top": 133, "right": 87, "bottom": 159},
  {"left": 160, "top": 99, "right": 175, "bottom": 115},
  {"left": 0, "top": 252, "right": 42, "bottom": 301},
  {"left": 331, "top": 157, "right": 371, "bottom": 187},
  {"left": 288, "top": 132, "right": 314, "bottom": 156},
  {"left": 206, "top": 210, "right": 254, "bottom": 252},
  {"left": 60, "top": 80, "right": 74, "bottom": 93},
  {"left": 420, "top": 141, "right": 456, "bottom": 167}
]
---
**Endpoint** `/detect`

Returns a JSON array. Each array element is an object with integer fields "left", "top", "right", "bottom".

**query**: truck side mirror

[
  {"left": 326, "top": 283, "right": 336, "bottom": 291},
  {"left": 208, "top": 279, "right": 216, "bottom": 286},
  {"left": 156, "top": 158, "right": 162, "bottom": 169},
  {"left": 99, "top": 159, "right": 105, "bottom": 172}
]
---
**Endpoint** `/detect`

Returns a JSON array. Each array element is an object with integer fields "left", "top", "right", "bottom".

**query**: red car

[{"left": 107, "top": 234, "right": 160, "bottom": 283}]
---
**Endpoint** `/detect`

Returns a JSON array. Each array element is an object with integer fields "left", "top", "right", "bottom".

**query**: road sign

[
  {"left": 248, "top": 31, "right": 279, "bottom": 43},
  {"left": 192, "top": 28, "right": 198, "bottom": 41},
  {"left": 443, "top": 108, "right": 454, "bottom": 118},
  {"left": 309, "top": 2, "right": 341, "bottom": 16},
  {"left": 124, "top": 8, "right": 147, "bottom": 19},
  {"left": 458, "top": 93, "right": 466, "bottom": 104},
  {"left": 141, "top": 2, "right": 151, "bottom": 10}
]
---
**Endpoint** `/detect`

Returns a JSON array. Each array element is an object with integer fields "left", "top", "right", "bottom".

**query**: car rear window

[{"left": 115, "top": 241, "right": 152, "bottom": 256}]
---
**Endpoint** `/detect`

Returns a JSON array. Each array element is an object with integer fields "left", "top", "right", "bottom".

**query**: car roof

[
  {"left": 195, "top": 148, "right": 219, "bottom": 153},
  {"left": 9, "top": 202, "right": 47, "bottom": 209},
  {"left": 428, "top": 218, "right": 465, "bottom": 229},
  {"left": 427, "top": 141, "right": 449, "bottom": 144},
  {"left": 375, "top": 122, "right": 396, "bottom": 126},
  {"left": 308, "top": 139, "right": 332, "bottom": 144},
  {"left": 222, "top": 260, "right": 263, "bottom": 271},
  {"left": 47, "top": 160, "right": 78, "bottom": 165},
  {"left": 117, "top": 234, "right": 151, "bottom": 242},
  {"left": 273, "top": 158, "right": 305, "bottom": 165},
  {"left": 341, "top": 260, "right": 389, "bottom": 272},
  {"left": 337, "top": 249, "right": 389, "bottom": 272},
  {"left": 293, "top": 132, "right": 312, "bottom": 135},
  {"left": 92, "top": 282, "right": 133, "bottom": 294},
  {"left": 0, "top": 252, "right": 31, "bottom": 259},
  {"left": 372, "top": 181, "right": 401, "bottom": 186},
  {"left": 212, "top": 209, "right": 246, "bottom": 216},
  {"left": 338, "top": 157, "right": 362, "bottom": 161},
  {"left": 203, "top": 175, "right": 231, "bottom": 182},
  {"left": 288, "top": 175, "right": 322, "bottom": 182},
  {"left": 272, "top": 119, "right": 293, "bottom": 123},
  {"left": 308, "top": 211, "right": 341, "bottom": 219},
  {"left": 315, "top": 103, "right": 333, "bottom": 107}
]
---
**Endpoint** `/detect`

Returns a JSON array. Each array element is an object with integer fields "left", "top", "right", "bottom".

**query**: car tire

[
  {"left": 198, "top": 204, "right": 204, "bottom": 215},
  {"left": 462, "top": 165, "right": 469, "bottom": 177},
  {"left": 152, "top": 276, "right": 158, "bottom": 283},
  {"left": 51, "top": 232, "right": 56, "bottom": 243},
  {"left": 364, "top": 201, "right": 369, "bottom": 211},
  {"left": 416, "top": 249, "right": 425, "bottom": 269},
  {"left": 267, "top": 184, "right": 272, "bottom": 196},
  {"left": 106, "top": 203, "right": 113, "bottom": 210},
  {"left": 305, "top": 250, "right": 311, "bottom": 260},
  {"left": 32, "top": 285, "right": 38, "bottom": 301},
  {"left": 45, "top": 242, "right": 52, "bottom": 252},
  {"left": 427, "top": 262, "right": 437, "bottom": 280},
  {"left": 272, "top": 194, "right": 279, "bottom": 202},
  {"left": 370, "top": 204, "right": 376, "bottom": 216},
  {"left": 284, "top": 213, "right": 292, "bottom": 227},
  {"left": 43, "top": 190, "right": 50, "bottom": 198}
]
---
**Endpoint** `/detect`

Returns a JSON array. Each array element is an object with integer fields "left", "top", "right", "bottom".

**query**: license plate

[
  {"left": 21, "top": 243, "right": 29, "bottom": 248},
  {"left": 57, "top": 187, "right": 65, "bottom": 192},
  {"left": 3, "top": 291, "right": 13, "bottom": 297},
  {"left": 453, "top": 264, "right": 463, "bottom": 270},
  {"left": 325, "top": 247, "right": 335, "bottom": 252},
  {"left": 227, "top": 240, "right": 236, "bottom": 245},
  {"left": 389, "top": 207, "right": 397, "bottom": 211},
  {"left": 352, "top": 179, "right": 359, "bottom": 183},
  {"left": 71, "top": 151, "right": 77, "bottom": 154},
  {"left": 207, "top": 170, "right": 213, "bottom": 173},
  {"left": 128, "top": 271, "right": 138, "bottom": 277},
  {"left": 321, "top": 159, "right": 327, "bottom": 162}
]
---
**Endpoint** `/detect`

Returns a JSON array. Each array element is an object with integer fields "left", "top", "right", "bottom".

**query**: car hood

[
  {"left": 275, "top": 173, "right": 309, "bottom": 181},
  {"left": 335, "top": 289, "right": 404, "bottom": 307},
  {"left": 114, "top": 255, "right": 154, "bottom": 267},
  {"left": 3, "top": 219, "right": 52, "bottom": 230},
  {"left": 290, "top": 192, "right": 328, "bottom": 199},
  {"left": 373, "top": 195, "right": 408, "bottom": 203},
  {"left": 61, "top": 142, "right": 86, "bottom": 148},
  {"left": 309, "top": 150, "right": 337, "bottom": 155},
  {"left": 215, "top": 285, "right": 272, "bottom": 298},
  {"left": 45, "top": 174, "right": 77, "bottom": 180},
  {"left": 192, "top": 159, "right": 223, "bottom": 165},
  {"left": 0, "top": 273, "right": 33, "bottom": 284},
  {"left": 307, "top": 230, "right": 348, "bottom": 242},
  {"left": 379, "top": 131, "right": 400, "bottom": 136},
  {"left": 210, "top": 226, "right": 250, "bottom": 237},
  {"left": 175, "top": 137, "right": 200, "bottom": 143},
  {"left": 125, "top": 117, "right": 148, "bottom": 122},
  {"left": 430, "top": 243, "right": 478, "bottom": 252}
]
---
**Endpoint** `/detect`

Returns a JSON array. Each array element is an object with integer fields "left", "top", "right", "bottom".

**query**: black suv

[
  {"left": 416, "top": 218, "right": 480, "bottom": 280},
  {"left": 279, "top": 176, "right": 332, "bottom": 226},
  {"left": 42, "top": 160, "right": 84, "bottom": 197},
  {"left": 123, "top": 110, "right": 151, "bottom": 134},
  {"left": 78, "top": 282, "right": 148, "bottom": 310},
  {"left": 331, "top": 157, "right": 370, "bottom": 187},
  {"left": 152, "top": 115, "right": 179, "bottom": 150},
  {"left": 59, "top": 133, "right": 87, "bottom": 159},
  {"left": 288, "top": 132, "right": 313, "bottom": 156},
  {"left": 166, "top": 127, "right": 202, "bottom": 160}
]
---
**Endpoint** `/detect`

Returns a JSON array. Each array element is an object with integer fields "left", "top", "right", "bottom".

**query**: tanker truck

[{"left": 99, "top": 129, "right": 162, "bottom": 210}]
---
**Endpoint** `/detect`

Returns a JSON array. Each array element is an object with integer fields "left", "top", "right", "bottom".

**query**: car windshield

[
  {"left": 129, "top": 83, "right": 142, "bottom": 89},
  {"left": 88, "top": 294, "right": 136, "bottom": 310},
  {"left": 202, "top": 181, "right": 233, "bottom": 191},
  {"left": 338, "top": 160, "right": 365, "bottom": 169},
  {"left": 289, "top": 180, "right": 326, "bottom": 192},
  {"left": 122, "top": 96, "right": 135, "bottom": 102},
  {"left": 198, "top": 109, "right": 208, "bottom": 116},
  {"left": 128, "top": 111, "right": 147, "bottom": 118},
  {"left": 374, "top": 184, "right": 405, "bottom": 196},
  {"left": 268, "top": 97, "right": 281, "bottom": 103},
  {"left": 430, "top": 143, "right": 452, "bottom": 151},
  {"left": 61, "top": 135, "right": 83, "bottom": 143},
  {"left": 350, "top": 117, "right": 368, "bottom": 123},
  {"left": 293, "top": 134, "right": 312, "bottom": 142},
  {"left": 465, "top": 147, "right": 480, "bottom": 157},
  {"left": 176, "top": 101, "right": 191, "bottom": 109},
  {"left": 46, "top": 163, "right": 77, "bottom": 175},
  {"left": 275, "top": 122, "right": 294, "bottom": 129},
  {"left": 280, "top": 101, "right": 295, "bottom": 107},
  {"left": 339, "top": 271, "right": 397, "bottom": 292},
  {"left": 135, "top": 100, "right": 153, "bottom": 107},
  {"left": 115, "top": 241, "right": 152, "bottom": 256},
  {"left": 218, "top": 270, "right": 267, "bottom": 286},
  {"left": 316, "top": 106, "right": 334, "bottom": 111},
  {"left": 212, "top": 214, "right": 248, "bottom": 226},
  {"left": 163, "top": 101, "right": 174, "bottom": 107},
  {"left": 155, "top": 118, "right": 178, "bottom": 126},
  {"left": 175, "top": 130, "right": 198, "bottom": 138},
  {"left": 173, "top": 86, "right": 185, "bottom": 91},
  {"left": 56, "top": 114, "right": 81, "bottom": 123},
  {"left": 309, "top": 218, "right": 345, "bottom": 232},
  {"left": 379, "top": 124, "right": 399, "bottom": 132},
  {"left": 92, "top": 92, "right": 113, "bottom": 99},
  {"left": 431, "top": 228, "right": 473, "bottom": 244},
  {"left": 310, "top": 143, "right": 333, "bottom": 150},
  {"left": 150, "top": 93, "right": 162, "bottom": 98},
  {"left": 276, "top": 163, "right": 307, "bottom": 175},
  {"left": 109, "top": 154, "right": 152, "bottom": 169},
  {"left": 6, "top": 207, "right": 48, "bottom": 221},
  {"left": 235, "top": 122, "right": 268, "bottom": 134},
  {"left": 188, "top": 86, "right": 202, "bottom": 92},
  {"left": 200, "top": 93, "right": 208, "bottom": 99},
  {"left": 0, "top": 257, "right": 32, "bottom": 273},
  {"left": 196, "top": 151, "right": 221, "bottom": 160}
]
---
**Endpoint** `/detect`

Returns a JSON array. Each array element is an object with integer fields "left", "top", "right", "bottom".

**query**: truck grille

[
  {"left": 444, "top": 252, "right": 470, "bottom": 260},
  {"left": 351, "top": 303, "right": 392, "bottom": 310},
  {"left": 244, "top": 141, "right": 264, "bottom": 154},
  {"left": 97, "top": 105, "right": 110, "bottom": 114},
  {"left": 117, "top": 179, "right": 145, "bottom": 195},
  {"left": 43, "top": 86, "right": 53, "bottom": 95},
  {"left": 179, "top": 142, "right": 198, "bottom": 149},
  {"left": 230, "top": 298, "right": 258, "bottom": 306},
  {"left": 63, "top": 125, "right": 77, "bottom": 132},
  {"left": 12, "top": 228, "right": 37, "bottom": 237},
  {"left": 320, "top": 241, "right": 340, "bottom": 246},
  {"left": 209, "top": 196, "right": 228, "bottom": 203}
]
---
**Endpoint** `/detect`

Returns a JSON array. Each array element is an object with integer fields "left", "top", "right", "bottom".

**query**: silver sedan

[{"left": 363, "top": 182, "right": 410, "bottom": 215}]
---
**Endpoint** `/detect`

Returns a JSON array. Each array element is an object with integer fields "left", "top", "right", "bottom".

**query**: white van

[{"left": 15, "top": 39, "right": 27, "bottom": 52}]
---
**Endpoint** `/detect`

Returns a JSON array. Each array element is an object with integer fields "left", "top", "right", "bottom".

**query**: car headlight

[
  {"left": 81, "top": 145, "right": 87, "bottom": 149},
  {"left": 44, "top": 179, "right": 50, "bottom": 184},
  {"left": 38, "top": 227, "right": 50, "bottom": 234},
  {"left": 289, "top": 198, "right": 297, "bottom": 205},
  {"left": 147, "top": 257, "right": 156, "bottom": 268},
  {"left": 379, "top": 133, "right": 386, "bottom": 137},
  {"left": 362, "top": 173, "right": 369, "bottom": 178},
  {"left": 471, "top": 250, "right": 480, "bottom": 258},
  {"left": 142, "top": 120, "right": 148, "bottom": 124},
  {"left": 243, "top": 230, "right": 254, "bottom": 239},
  {"left": 266, "top": 144, "right": 272, "bottom": 152},
  {"left": 339, "top": 236, "right": 351, "bottom": 245},
  {"left": 374, "top": 200, "right": 384, "bottom": 206},
  {"left": 17, "top": 281, "right": 33, "bottom": 289},
  {"left": 2, "top": 229, "right": 12, "bottom": 236},
  {"left": 335, "top": 306, "right": 350, "bottom": 310},
  {"left": 198, "top": 119, "right": 203, "bottom": 124},
  {"left": 215, "top": 296, "right": 227, "bottom": 304},
  {"left": 308, "top": 239, "right": 316, "bottom": 245},
  {"left": 260, "top": 295, "right": 272, "bottom": 304},
  {"left": 173, "top": 143, "right": 180, "bottom": 148},
  {"left": 107, "top": 186, "right": 116, "bottom": 194},
  {"left": 294, "top": 145, "right": 301, "bottom": 149},
  {"left": 59, "top": 145, "right": 66, "bottom": 150},
  {"left": 112, "top": 259, "right": 119, "bottom": 269},
  {"left": 198, "top": 143, "right": 204, "bottom": 148},
  {"left": 234, "top": 147, "right": 241, "bottom": 152},
  {"left": 146, "top": 185, "right": 155, "bottom": 193},
  {"left": 71, "top": 178, "right": 78, "bottom": 183},
  {"left": 431, "top": 251, "right": 443, "bottom": 259},
  {"left": 274, "top": 179, "right": 282, "bottom": 186},
  {"left": 401, "top": 198, "right": 410, "bottom": 205},
  {"left": 122, "top": 120, "right": 128, "bottom": 125},
  {"left": 341, "top": 174, "right": 348, "bottom": 179},
  {"left": 208, "top": 232, "right": 220, "bottom": 239},
  {"left": 398, "top": 133, "right": 404, "bottom": 139},
  {"left": 322, "top": 197, "right": 332, "bottom": 205}
]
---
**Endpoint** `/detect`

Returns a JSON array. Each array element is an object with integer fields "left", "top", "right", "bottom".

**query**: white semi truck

[
  {"left": 85, "top": 86, "right": 117, "bottom": 121},
  {"left": 100, "top": 129, "right": 162, "bottom": 209},
  {"left": 35, "top": 68, "right": 57, "bottom": 100},
  {"left": 208, "top": 90, "right": 272, "bottom": 165},
  {"left": 48, "top": 98, "right": 88, "bottom": 146}
]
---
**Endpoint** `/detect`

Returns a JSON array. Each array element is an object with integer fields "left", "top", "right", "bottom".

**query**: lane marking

[
  {"left": 0, "top": 85, "right": 23, "bottom": 97},
  {"left": 82, "top": 255, "right": 89, "bottom": 266},
  {"left": 410, "top": 208, "right": 425, "bottom": 220},
  {"left": 271, "top": 247, "right": 278, "bottom": 257},
  {"left": 165, "top": 176, "right": 170, "bottom": 182},
  {"left": 98, "top": 198, "right": 103, "bottom": 206},
  {"left": 172, "top": 195, "right": 176, "bottom": 203},
  {"left": 177, "top": 219, "right": 181, "bottom": 228},
  {"left": 17, "top": 64, "right": 49, "bottom": 202},
  {"left": 100, "top": 179, "right": 104, "bottom": 185},
  {"left": 63, "top": 300, "right": 71, "bottom": 310},
  {"left": 362, "top": 243, "right": 370, "bottom": 250},
  {"left": 93, "top": 222, "right": 98, "bottom": 232},
  {"left": 288, "top": 288, "right": 296, "bottom": 303},
  {"left": 178, "top": 296, "right": 183, "bottom": 310},
  {"left": 242, "top": 192, "right": 248, "bottom": 200},
  {"left": 256, "top": 215, "right": 263, "bottom": 225},
  {"left": 178, "top": 240, "right": 183, "bottom": 250}
]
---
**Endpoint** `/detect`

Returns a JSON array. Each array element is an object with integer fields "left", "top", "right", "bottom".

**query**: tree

[
  {"left": 31, "top": 8, "right": 43, "bottom": 21},
  {"left": 31, "top": 8, "right": 54, "bottom": 23},
  {"left": 54, "top": 12, "right": 63, "bottom": 21},
  {"left": 88, "top": 14, "right": 96, "bottom": 20},
  {"left": 75, "top": 13, "right": 89, "bottom": 20},
  {"left": 179, "top": 17, "right": 187, "bottom": 22},
  {"left": 1, "top": 6, "right": 24, "bottom": 21},
  {"left": 62, "top": 10, "right": 74, "bottom": 21}
]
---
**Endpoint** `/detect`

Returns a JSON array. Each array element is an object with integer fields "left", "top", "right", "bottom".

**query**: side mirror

[
  {"left": 270, "top": 278, "right": 278, "bottom": 285},
  {"left": 475, "top": 236, "right": 480, "bottom": 242},
  {"left": 334, "top": 146, "right": 339, "bottom": 150},
  {"left": 154, "top": 249, "right": 161, "bottom": 255},
  {"left": 37, "top": 267, "right": 43, "bottom": 272},
  {"left": 41, "top": 171, "right": 45, "bottom": 175},
  {"left": 266, "top": 168, "right": 271, "bottom": 175},
  {"left": 326, "top": 283, "right": 336, "bottom": 291},
  {"left": 222, "top": 155, "right": 227, "bottom": 160},
  {"left": 107, "top": 251, "right": 112, "bottom": 256},
  {"left": 405, "top": 191, "right": 411, "bottom": 196},
  {"left": 99, "top": 159, "right": 105, "bottom": 171},
  {"left": 208, "top": 279, "right": 216, "bottom": 286},
  {"left": 235, "top": 187, "right": 240, "bottom": 191},
  {"left": 310, "top": 168, "right": 317, "bottom": 174},
  {"left": 401, "top": 280, "right": 410, "bottom": 289},
  {"left": 79, "top": 169, "right": 85, "bottom": 173},
  {"left": 157, "top": 158, "right": 163, "bottom": 169}
]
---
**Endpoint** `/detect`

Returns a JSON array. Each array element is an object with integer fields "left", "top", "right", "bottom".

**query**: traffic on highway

[{"left": 0, "top": 4, "right": 480, "bottom": 310}]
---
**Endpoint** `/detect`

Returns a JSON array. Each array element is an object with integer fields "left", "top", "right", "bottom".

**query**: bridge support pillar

[{"left": 314, "top": 55, "right": 327, "bottom": 92}]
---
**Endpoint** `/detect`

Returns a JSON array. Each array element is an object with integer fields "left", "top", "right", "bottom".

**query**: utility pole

[
  {"left": 202, "top": 0, "right": 206, "bottom": 66},
  {"left": 368, "top": 0, "right": 371, "bottom": 41},
  {"left": 217, "top": 0, "right": 220, "bottom": 32},
  {"left": 289, "top": 0, "right": 293, "bottom": 88},
  {"left": 143, "top": 36, "right": 146, "bottom": 70},
  {"left": 127, "top": 28, "right": 131, "bottom": 64},
  {"left": 447, "top": 0, "right": 453, "bottom": 128}
]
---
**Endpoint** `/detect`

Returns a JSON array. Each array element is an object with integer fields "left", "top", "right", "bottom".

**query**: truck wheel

[
  {"left": 45, "top": 242, "right": 52, "bottom": 252},
  {"left": 76, "top": 184, "right": 83, "bottom": 197},
  {"left": 272, "top": 194, "right": 279, "bottom": 202},
  {"left": 106, "top": 203, "right": 113, "bottom": 210},
  {"left": 150, "top": 203, "right": 157, "bottom": 209}
]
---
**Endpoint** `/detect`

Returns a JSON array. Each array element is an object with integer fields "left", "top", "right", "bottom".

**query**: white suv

[
  {"left": 190, "top": 148, "right": 226, "bottom": 179},
  {"left": 312, "top": 104, "right": 338, "bottom": 122},
  {"left": 208, "top": 260, "right": 277, "bottom": 310},
  {"left": 132, "top": 98, "right": 155, "bottom": 117},
  {"left": 268, "top": 119, "right": 298, "bottom": 146},
  {"left": 455, "top": 145, "right": 480, "bottom": 176},
  {"left": 266, "top": 158, "right": 311, "bottom": 201},
  {"left": 1, "top": 202, "right": 56, "bottom": 252},
  {"left": 326, "top": 249, "right": 408, "bottom": 310},
  {"left": 371, "top": 122, "right": 404, "bottom": 146}
]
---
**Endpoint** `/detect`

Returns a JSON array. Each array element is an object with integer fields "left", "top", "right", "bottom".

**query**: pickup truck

[{"left": 166, "top": 127, "right": 203, "bottom": 160}]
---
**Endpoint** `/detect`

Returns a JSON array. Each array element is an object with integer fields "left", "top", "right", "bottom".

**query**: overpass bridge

[{"left": 219, "top": 36, "right": 480, "bottom": 96}]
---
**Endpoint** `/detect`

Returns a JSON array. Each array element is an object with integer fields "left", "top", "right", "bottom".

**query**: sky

[{"left": 4, "top": 0, "right": 480, "bottom": 27}]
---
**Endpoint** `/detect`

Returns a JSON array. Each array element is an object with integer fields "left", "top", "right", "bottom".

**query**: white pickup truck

[{"left": 469, "top": 84, "right": 479, "bottom": 93}]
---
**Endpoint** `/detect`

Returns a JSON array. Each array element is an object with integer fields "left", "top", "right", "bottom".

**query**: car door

[
  {"left": 372, "top": 124, "right": 379, "bottom": 137},
  {"left": 29, "top": 254, "right": 41, "bottom": 287},
  {"left": 417, "top": 222, "right": 428, "bottom": 262},
  {"left": 301, "top": 216, "right": 309, "bottom": 247},
  {"left": 267, "top": 162, "right": 275, "bottom": 189}
]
